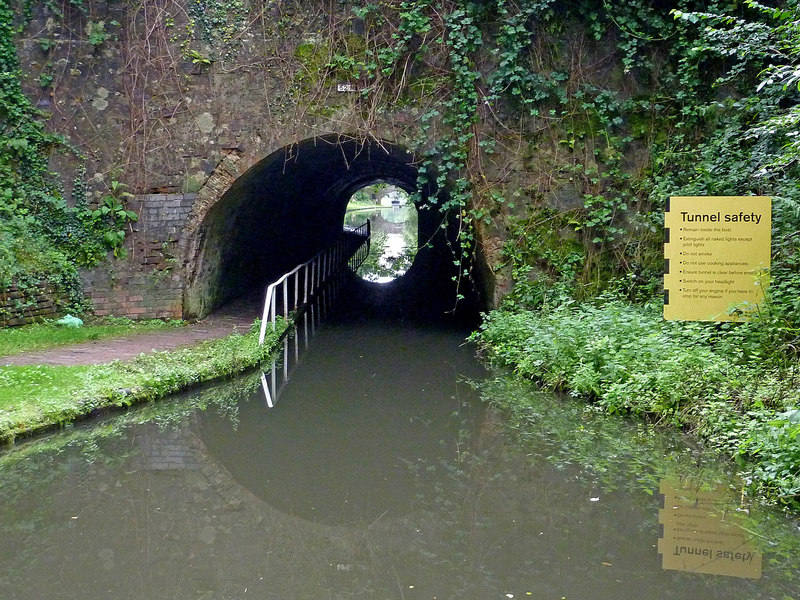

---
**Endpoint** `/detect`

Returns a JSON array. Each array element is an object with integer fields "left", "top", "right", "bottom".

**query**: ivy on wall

[
  {"left": 335, "top": 0, "right": 672, "bottom": 301},
  {"left": 0, "top": 3, "right": 136, "bottom": 318},
  {"left": 182, "top": 0, "right": 247, "bottom": 63},
  {"left": 331, "top": 0, "right": 800, "bottom": 317},
  {"left": 4, "top": 0, "right": 800, "bottom": 330}
]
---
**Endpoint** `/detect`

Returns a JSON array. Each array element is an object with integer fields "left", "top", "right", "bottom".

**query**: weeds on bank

[
  {"left": 472, "top": 300, "right": 800, "bottom": 511},
  {"left": 0, "top": 318, "right": 184, "bottom": 357},
  {"left": 0, "top": 319, "right": 286, "bottom": 443}
]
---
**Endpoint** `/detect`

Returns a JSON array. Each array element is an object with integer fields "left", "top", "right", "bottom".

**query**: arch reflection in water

[{"left": 200, "top": 309, "right": 488, "bottom": 525}]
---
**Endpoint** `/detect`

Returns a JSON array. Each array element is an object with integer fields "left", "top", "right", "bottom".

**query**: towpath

[{"left": 0, "top": 299, "right": 261, "bottom": 367}]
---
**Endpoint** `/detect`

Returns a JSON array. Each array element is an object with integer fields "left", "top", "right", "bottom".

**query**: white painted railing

[
  {"left": 260, "top": 304, "right": 318, "bottom": 407},
  {"left": 258, "top": 221, "right": 369, "bottom": 344}
]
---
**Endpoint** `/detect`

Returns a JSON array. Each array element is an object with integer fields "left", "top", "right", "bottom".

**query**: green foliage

[
  {"left": 0, "top": 7, "right": 136, "bottom": 313},
  {"left": 86, "top": 20, "right": 117, "bottom": 47},
  {"left": 184, "top": 48, "right": 212, "bottom": 66},
  {"left": 182, "top": 0, "right": 247, "bottom": 64},
  {"left": 90, "top": 180, "right": 138, "bottom": 258},
  {"left": 293, "top": 40, "right": 335, "bottom": 93},
  {"left": 488, "top": 0, "right": 558, "bottom": 111},
  {"left": 37, "top": 71, "right": 52, "bottom": 88},
  {"left": 499, "top": 207, "right": 583, "bottom": 308},
  {"left": 475, "top": 301, "right": 727, "bottom": 416},
  {"left": 480, "top": 0, "right": 800, "bottom": 498},
  {"left": 473, "top": 300, "right": 800, "bottom": 510},
  {"left": 639, "top": 2, "right": 800, "bottom": 350},
  {"left": 450, "top": 0, "right": 800, "bottom": 318},
  {"left": 0, "top": 318, "right": 286, "bottom": 444},
  {"left": 356, "top": 1, "right": 714, "bottom": 300}
]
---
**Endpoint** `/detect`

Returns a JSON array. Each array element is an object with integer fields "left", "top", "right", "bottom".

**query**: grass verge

[
  {"left": 0, "top": 319, "right": 286, "bottom": 444},
  {"left": 0, "top": 318, "right": 185, "bottom": 356},
  {"left": 471, "top": 300, "right": 800, "bottom": 512}
]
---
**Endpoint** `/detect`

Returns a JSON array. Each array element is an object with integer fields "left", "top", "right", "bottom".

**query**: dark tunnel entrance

[{"left": 184, "top": 135, "right": 483, "bottom": 323}]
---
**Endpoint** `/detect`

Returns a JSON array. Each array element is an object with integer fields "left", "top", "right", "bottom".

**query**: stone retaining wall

[
  {"left": 80, "top": 193, "right": 196, "bottom": 320},
  {"left": 0, "top": 283, "right": 65, "bottom": 327}
]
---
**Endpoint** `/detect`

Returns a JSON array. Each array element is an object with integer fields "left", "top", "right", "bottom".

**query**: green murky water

[{"left": 0, "top": 311, "right": 798, "bottom": 599}]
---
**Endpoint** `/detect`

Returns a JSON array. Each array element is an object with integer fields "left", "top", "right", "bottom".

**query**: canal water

[{"left": 0, "top": 304, "right": 798, "bottom": 599}]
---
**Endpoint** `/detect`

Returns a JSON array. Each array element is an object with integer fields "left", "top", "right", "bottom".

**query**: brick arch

[{"left": 179, "top": 134, "right": 429, "bottom": 319}]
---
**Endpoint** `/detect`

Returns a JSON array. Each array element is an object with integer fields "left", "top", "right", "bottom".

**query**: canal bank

[
  {"left": 0, "top": 320, "right": 287, "bottom": 445},
  {"left": 2, "top": 292, "right": 799, "bottom": 518},
  {"left": 472, "top": 299, "right": 800, "bottom": 513}
]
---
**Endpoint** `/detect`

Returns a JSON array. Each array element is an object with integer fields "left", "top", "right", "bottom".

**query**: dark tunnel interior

[{"left": 184, "top": 135, "right": 484, "bottom": 323}]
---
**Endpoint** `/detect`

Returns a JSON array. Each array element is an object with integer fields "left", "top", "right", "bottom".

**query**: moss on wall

[{"left": 9, "top": 0, "right": 754, "bottom": 316}]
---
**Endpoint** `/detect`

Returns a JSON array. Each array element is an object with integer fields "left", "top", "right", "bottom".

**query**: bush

[{"left": 473, "top": 299, "right": 800, "bottom": 510}]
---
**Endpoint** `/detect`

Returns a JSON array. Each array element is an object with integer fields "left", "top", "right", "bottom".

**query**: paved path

[{"left": 1, "top": 299, "right": 262, "bottom": 367}]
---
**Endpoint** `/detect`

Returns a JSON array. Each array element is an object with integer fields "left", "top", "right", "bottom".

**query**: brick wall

[
  {"left": 0, "top": 283, "right": 65, "bottom": 327},
  {"left": 138, "top": 193, "right": 197, "bottom": 239},
  {"left": 80, "top": 193, "right": 196, "bottom": 320}
]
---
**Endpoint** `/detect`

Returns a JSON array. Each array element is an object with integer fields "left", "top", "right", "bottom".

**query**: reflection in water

[
  {"left": 204, "top": 317, "right": 487, "bottom": 525},
  {"left": 261, "top": 269, "right": 347, "bottom": 407},
  {"left": 261, "top": 309, "right": 316, "bottom": 408},
  {"left": 658, "top": 480, "right": 763, "bottom": 579},
  {"left": 0, "top": 322, "right": 798, "bottom": 598}
]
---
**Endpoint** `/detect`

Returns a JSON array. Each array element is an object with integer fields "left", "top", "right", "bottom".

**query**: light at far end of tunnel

[{"left": 343, "top": 182, "right": 418, "bottom": 284}]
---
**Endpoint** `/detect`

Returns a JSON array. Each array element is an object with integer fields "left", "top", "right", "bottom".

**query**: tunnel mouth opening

[
  {"left": 186, "top": 134, "right": 485, "bottom": 325},
  {"left": 343, "top": 181, "right": 418, "bottom": 284}
]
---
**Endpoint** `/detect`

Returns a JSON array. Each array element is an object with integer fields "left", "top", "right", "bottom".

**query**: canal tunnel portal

[{"left": 183, "top": 135, "right": 481, "bottom": 322}]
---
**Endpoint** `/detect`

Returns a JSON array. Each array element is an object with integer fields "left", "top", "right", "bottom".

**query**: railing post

[
  {"left": 261, "top": 372, "right": 273, "bottom": 408},
  {"left": 259, "top": 286, "right": 272, "bottom": 345},
  {"left": 271, "top": 287, "right": 276, "bottom": 330},
  {"left": 294, "top": 270, "right": 299, "bottom": 312},
  {"left": 283, "top": 336, "right": 289, "bottom": 380},
  {"left": 282, "top": 278, "right": 289, "bottom": 320},
  {"left": 271, "top": 358, "right": 277, "bottom": 403},
  {"left": 304, "top": 264, "right": 309, "bottom": 303}
]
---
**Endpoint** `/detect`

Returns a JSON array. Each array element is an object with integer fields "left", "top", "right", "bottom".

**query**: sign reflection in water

[{"left": 658, "top": 480, "right": 763, "bottom": 579}]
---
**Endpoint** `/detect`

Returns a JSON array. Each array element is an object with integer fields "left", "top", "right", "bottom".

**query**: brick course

[
  {"left": 0, "top": 283, "right": 66, "bottom": 327},
  {"left": 80, "top": 193, "right": 196, "bottom": 320}
]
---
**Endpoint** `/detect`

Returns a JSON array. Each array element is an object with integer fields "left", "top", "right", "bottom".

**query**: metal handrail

[
  {"left": 346, "top": 220, "right": 371, "bottom": 272},
  {"left": 258, "top": 221, "right": 370, "bottom": 344},
  {"left": 260, "top": 305, "right": 317, "bottom": 407}
]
